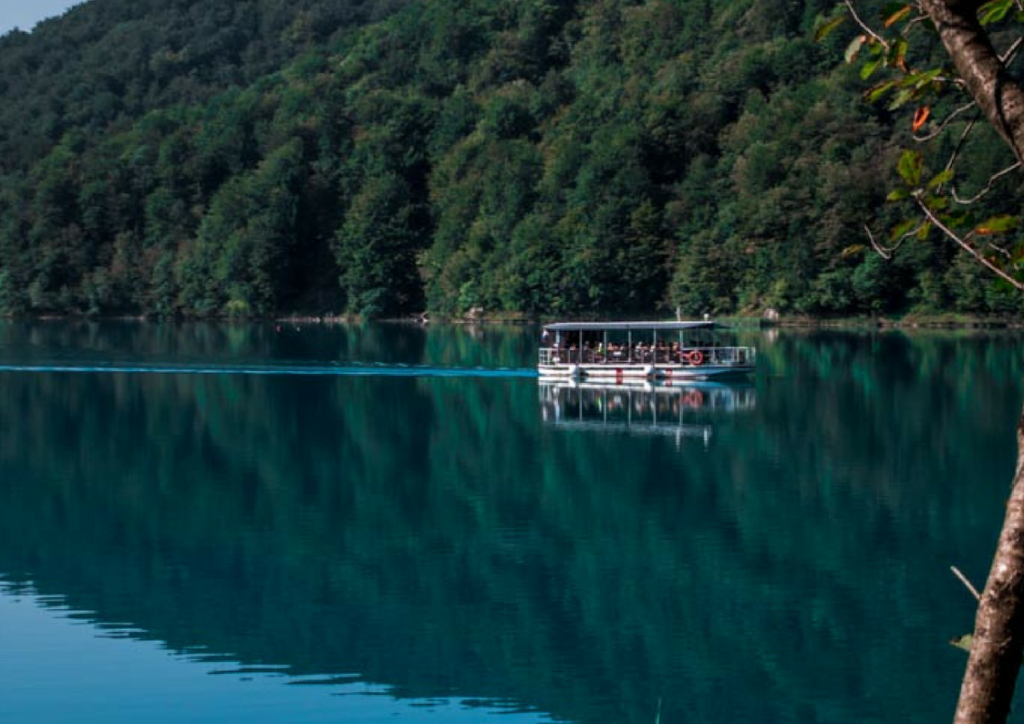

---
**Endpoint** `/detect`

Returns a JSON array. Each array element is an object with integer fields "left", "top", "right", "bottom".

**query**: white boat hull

[{"left": 538, "top": 362, "right": 754, "bottom": 382}]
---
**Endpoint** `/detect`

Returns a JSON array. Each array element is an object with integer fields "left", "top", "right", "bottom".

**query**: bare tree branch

[
  {"left": 913, "top": 191, "right": 1024, "bottom": 291},
  {"left": 914, "top": 100, "right": 979, "bottom": 142},
  {"left": 844, "top": 0, "right": 891, "bottom": 48},
  {"left": 863, "top": 222, "right": 923, "bottom": 259},
  {"left": 931, "top": 114, "right": 982, "bottom": 197},
  {"left": 952, "top": 161, "right": 1022, "bottom": 204},
  {"left": 987, "top": 241, "right": 1013, "bottom": 259},
  {"left": 953, "top": 565, "right": 983, "bottom": 601},
  {"left": 998, "top": 35, "right": 1024, "bottom": 65}
]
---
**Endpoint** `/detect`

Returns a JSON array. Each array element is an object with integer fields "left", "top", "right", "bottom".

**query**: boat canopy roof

[{"left": 542, "top": 320, "right": 725, "bottom": 333}]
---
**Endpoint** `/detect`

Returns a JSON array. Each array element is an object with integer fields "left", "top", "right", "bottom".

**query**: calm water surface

[{"left": 0, "top": 321, "right": 1021, "bottom": 724}]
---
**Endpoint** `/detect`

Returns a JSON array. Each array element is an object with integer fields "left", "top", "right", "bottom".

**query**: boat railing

[{"left": 539, "top": 346, "right": 756, "bottom": 367}]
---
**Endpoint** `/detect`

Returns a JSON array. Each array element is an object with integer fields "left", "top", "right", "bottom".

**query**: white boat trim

[{"left": 538, "top": 320, "right": 755, "bottom": 381}]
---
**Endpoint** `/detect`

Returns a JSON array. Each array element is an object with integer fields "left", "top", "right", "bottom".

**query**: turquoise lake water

[{"left": 0, "top": 320, "right": 1021, "bottom": 723}]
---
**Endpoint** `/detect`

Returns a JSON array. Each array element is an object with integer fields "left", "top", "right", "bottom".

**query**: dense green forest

[{"left": 1, "top": 0, "right": 1021, "bottom": 318}]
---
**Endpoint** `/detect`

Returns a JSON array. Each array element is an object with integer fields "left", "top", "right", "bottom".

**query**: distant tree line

[{"left": 0, "top": 0, "right": 1021, "bottom": 318}]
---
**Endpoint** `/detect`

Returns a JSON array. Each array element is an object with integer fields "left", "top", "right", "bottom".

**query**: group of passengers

[{"left": 550, "top": 339, "right": 706, "bottom": 365}]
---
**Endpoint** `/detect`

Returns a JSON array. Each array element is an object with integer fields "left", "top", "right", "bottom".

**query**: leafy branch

[{"left": 820, "top": 1, "right": 1024, "bottom": 290}]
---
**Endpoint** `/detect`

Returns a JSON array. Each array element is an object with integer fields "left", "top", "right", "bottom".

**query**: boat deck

[
  {"left": 538, "top": 319, "right": 756, "bottom": 382},
  {"left": 538, "top": 345, "right": 755, "bottom": 381}
]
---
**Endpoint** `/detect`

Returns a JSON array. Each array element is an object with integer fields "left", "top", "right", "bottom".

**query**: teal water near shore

[{"left": 0, "top": 321, "right": 1022, "bottom": 723}]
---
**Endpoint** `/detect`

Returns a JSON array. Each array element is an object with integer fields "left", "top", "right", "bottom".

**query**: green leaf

[
  {"left": 916, "top": 222, "right": 933, "bottom": 240},
  {"left": 884, "top": 4, "right": 913, "bottom": 27},
  {"left": 951, "top": 633, "right": 1024, "bottom": 665},
  {"left": 860, "top": 58, "right": 882, "bottom": 80},
  {"left": 950, "top": 634, "right": 973, "bottom": 653},
  {"left": 886, "top": 188, "right": 909, "bottom": 202},
  {"left": 979, "top": 0, "right": 1014, "bottom": 25},
  {"left": 910, "top": 68, "right": 943, "bottom": 89},
  {"left": 814, "top": 15, "right": 846, "bottom": 41},
  {"left": 975, "top": 214, "right": 1019, "bottom": 234},
  {"left": 891, "top": 218, "right": 918, "bottom": 240},
  {"left": 927, "top": 169, "right": 954, "bottom": 189},
  {"left": 889, "top": 37, "right": 908, "bottom": 68},
  {"left": 866, "top": 80, "right": 897, "bottom": 103},
  {"left": 888, "top": 87, "right": 916, "bottom": 110},
  {"left": 845, "top": 35, "right": 866, "bottom": 64},
  {"left": 897, "top": 150, "right": 923, "bottom": 186},
  {"left": 880, "top": 2, "right": 909, "bottom": 18},
  {"left": 841, "top": 244, "right": 866, "bottom": 257}
]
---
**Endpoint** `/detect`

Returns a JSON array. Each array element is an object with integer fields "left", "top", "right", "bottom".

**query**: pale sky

[{"left": 0, "top": 0, "right": 83, "bottom": 36}]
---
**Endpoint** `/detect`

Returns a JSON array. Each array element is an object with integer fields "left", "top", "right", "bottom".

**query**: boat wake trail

[{"left": 0, "top": 362, "right": 538, "bottom": 379}]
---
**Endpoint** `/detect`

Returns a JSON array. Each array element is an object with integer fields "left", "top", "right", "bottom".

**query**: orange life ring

[{"left": 688, "top": 350, "right": 704, "bottom": 365}]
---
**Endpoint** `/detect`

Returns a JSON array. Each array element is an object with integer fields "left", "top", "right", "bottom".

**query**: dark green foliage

[
  {"left": 0, "top": 0, "right": 1018, "bottom": 317},
  {"left": 336, "top": 171, "right": 428, "bottom": 317}
]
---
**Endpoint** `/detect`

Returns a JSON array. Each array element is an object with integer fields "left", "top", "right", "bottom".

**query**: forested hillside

[{"left": 1, "top": 0, "right": 1021, "bottom": 318}]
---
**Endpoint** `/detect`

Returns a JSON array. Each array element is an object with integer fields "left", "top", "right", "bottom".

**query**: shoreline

[
  {"left": 3, "top": 312, "right": 1022, "bottom": 330},
  {"left": 755, "top": 315, "right": 1024, "bottom": 330}
]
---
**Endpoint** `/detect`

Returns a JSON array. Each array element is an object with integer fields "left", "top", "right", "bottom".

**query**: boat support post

[{"left": 653, "top": 329, "right": 658, "bottom": 376}]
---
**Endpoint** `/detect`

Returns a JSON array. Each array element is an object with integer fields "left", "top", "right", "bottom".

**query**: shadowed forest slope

[{"left": 2, "top": 0, "right": 1021, "bottom": 318}]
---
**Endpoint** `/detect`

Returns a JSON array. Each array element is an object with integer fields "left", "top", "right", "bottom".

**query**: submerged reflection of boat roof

[{"left": 538, "top": 380, "right": 756, "bottom": 442}]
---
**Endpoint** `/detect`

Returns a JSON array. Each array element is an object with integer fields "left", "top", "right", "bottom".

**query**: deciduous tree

[{"left": 829, "top": 2, "right": 1024, "bottom": 721}]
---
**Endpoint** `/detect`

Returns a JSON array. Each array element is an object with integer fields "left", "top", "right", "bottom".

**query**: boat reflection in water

[{"left": 539, "top": 380, "right": 755, "bottom": 447}]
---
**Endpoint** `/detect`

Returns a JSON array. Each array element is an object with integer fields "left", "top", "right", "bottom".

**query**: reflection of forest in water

[{"left": 0, "top": 322, "right": 1022, "bottom": 724}]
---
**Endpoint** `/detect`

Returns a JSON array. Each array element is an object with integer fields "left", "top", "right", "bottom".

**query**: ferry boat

[{"left": 538, "top": 320, "right": 755, "bottom": 382}]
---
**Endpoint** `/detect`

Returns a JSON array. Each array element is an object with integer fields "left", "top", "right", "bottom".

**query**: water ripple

[{"left": 0, "top": 362, "right": 538, "bottom": 378}]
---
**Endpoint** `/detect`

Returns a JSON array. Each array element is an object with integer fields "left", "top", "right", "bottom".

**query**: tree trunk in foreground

[
  {"left": 953, "top": 395, "right": 1024, "bottom": 724},
  {"left": 913, "top": 3, "right": 1024, "bottom": 721},
  {"left": 920, "top": 0, "right": 1024, "bottom": 162}
]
